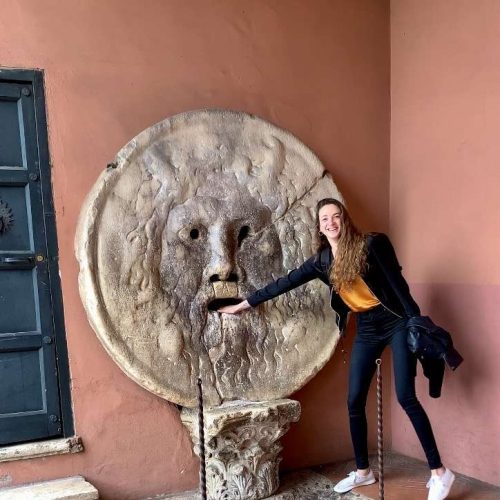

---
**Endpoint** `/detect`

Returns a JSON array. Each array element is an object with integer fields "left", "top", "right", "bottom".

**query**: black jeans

[{"left": 348, "top": 304, "right": 442, "bottom": 470}]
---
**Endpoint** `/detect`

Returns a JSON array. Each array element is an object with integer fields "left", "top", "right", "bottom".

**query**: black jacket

[
  {"left": 248, "top": 232, "right": 420, "bottom": 333},
  {"left": 247, "top": 233, "right": 445, "bottom": 397}
]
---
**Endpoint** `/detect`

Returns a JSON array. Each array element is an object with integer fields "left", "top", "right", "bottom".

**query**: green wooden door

[{"left": 0, "top": 70, "right": 71, "bottom": 445}]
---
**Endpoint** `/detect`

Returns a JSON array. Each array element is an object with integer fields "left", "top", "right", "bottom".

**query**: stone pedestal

[{"left": 181, "top": 399, "right": 301, "bottom": 500}]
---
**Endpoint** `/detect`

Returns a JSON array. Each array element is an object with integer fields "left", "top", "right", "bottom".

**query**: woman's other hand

[{"left": 218, "top": 300, "right": 251, "bottom": 314}]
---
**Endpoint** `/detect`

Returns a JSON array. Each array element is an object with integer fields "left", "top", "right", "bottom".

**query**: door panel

[
  {"left": 0, "top": 185, "right": 33, "bottom": 251},
  {"left": 0, "top": 269, "right": 38, "bottom": 333},
  {"left": 0, "top": 83, "right": 24, "bottom": 167},
  {"left": 0, "top": 348, "right": 44, "bottom": 414}
]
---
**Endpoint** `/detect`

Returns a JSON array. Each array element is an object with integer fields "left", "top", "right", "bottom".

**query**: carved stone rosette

[{"left": 181, "top": 399, "right": 301, "bottom": 500}]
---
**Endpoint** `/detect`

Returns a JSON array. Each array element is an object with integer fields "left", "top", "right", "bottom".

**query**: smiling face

[{"left": 318, "top": 203, "right": 342, "bottom": 244}]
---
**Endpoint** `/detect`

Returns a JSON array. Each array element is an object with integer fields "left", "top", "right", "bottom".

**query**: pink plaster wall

[
  {"left": 391, "top": 0, "right": 500, "bottom": 486},
  {"left": 0, "top": 1, "right": 390, "bottom": 498}
]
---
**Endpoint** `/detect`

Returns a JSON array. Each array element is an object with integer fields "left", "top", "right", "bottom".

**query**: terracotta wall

[
  {"left": 0, "top": 1, "right": 390, "bottom": 498},
  {"left": 391, "top": 0, "right": 500, "bottom": 486}
]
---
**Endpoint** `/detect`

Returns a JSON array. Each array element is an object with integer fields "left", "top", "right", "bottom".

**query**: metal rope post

[
  {"left": 197, "top": 377, "right": 207, "bottom": 500},
  {"left": 375, "top": 358, "right": 384, "bottom": 500}
]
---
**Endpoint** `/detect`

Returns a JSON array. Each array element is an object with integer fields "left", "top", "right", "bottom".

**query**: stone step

[{"left": 0, "top": 476, "right": 98, "bottom": 500}]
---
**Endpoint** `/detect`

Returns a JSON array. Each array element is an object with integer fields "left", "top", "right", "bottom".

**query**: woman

[{"left": 218, "top": 198, "right": 455, "bottom": 500}]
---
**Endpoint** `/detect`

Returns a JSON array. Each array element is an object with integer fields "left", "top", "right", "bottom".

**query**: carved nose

[{"left": 207, "top": 227, "right": 238, "bottom": 283}]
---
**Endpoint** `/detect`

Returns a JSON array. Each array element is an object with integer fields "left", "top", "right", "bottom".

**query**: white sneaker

[
  {"left": 333, "top": 470, "right": 376, "bottom": 493},
  {"left": 427, "top": 468, "right": 456, "bottom": 500}
]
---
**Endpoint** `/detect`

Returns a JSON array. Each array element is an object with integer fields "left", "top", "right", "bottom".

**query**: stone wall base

[{"left": 0, "top": 476, "right": 98, "bottom": 500}]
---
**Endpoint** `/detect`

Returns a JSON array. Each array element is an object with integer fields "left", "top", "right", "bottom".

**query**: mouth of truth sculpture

[{"left": 76, "top": 109, "right": 342, "bottom": 408}]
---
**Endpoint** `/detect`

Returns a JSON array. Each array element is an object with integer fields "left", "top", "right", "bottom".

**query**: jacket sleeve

[
  {"left": 247, "top": 254, "right": 322, "bottom": 307},
  {"left": 370, "top": 233, "right": 420, "bottom": 317},
  {"left": 421, "top": 358, "right": 445, "bottom": 398}
]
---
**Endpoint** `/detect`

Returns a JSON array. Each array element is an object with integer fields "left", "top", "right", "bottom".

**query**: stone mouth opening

[{"left": 207, "top": 298, "right": 243, "bottom": 311}]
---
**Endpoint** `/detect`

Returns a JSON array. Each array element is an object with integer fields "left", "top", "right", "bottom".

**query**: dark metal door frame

[{"left": 0, "top": 67, "right": 73, "bottom": 443}]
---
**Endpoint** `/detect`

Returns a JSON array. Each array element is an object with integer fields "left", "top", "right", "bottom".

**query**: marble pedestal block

[{"left": 181, "top": 399, "right": 301, "bottom": 500}]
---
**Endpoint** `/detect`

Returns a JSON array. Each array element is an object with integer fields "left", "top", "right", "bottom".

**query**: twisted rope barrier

[
  {"left": 376, "top": 358, "right": 384, "bottom": 500},
  {"left": 197, "top": 378, "right": 207, "bottom": 500}
]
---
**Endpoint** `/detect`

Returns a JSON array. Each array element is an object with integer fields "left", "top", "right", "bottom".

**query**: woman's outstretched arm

[{"left": 218, "top": 254, "right": 322, "bottom": 314}]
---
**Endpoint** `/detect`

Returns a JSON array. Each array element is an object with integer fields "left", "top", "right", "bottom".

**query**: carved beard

[
  {"left": 117, "top": 263, "right": 329, "bottom": 405},
  {"left": 168, "top": 285, "right": 279, "bottom": 402}
]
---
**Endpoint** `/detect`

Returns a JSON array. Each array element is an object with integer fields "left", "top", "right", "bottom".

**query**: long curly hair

[{"left": 316, "top": 198, "right": 367, "bottom": 291}]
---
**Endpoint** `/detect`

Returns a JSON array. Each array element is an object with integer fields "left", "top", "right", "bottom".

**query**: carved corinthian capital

[{"left": 181, "top": 399, "right": 301, "bottom": 500}]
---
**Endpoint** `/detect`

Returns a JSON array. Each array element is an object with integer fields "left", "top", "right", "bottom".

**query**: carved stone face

[
  {"left": 76, "top": 110, "right": 342, "bottom": 407},
  {"left": 155, "top": 189, "right": 288, "bottom": 403},
  {"left": 161, "top": 192, "right": 281, "bottom": 315}
]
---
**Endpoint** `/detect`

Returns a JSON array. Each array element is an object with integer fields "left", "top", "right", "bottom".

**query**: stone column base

[{"left": 181, "top": 399, "right": 301, "bottom": 500}]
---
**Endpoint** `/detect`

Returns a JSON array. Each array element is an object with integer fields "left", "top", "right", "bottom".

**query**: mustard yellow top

[{"left": 339, "top": 275, "right": 381, "bottom": 312}]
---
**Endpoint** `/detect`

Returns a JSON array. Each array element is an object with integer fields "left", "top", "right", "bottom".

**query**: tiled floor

[
  {"left": 315, "top": 453, "right": 500, "bottom": 500},
  {"left": 156, "top": 453, "right": 500, "bottom": 499}
]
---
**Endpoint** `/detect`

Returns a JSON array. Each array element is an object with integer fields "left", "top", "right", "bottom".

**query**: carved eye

[
  {"left": 179, "top": 225, "right": 204, "bottom": 242},
  {"left": 237, "top": 225, "right": 250, "bottom": 247}
]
